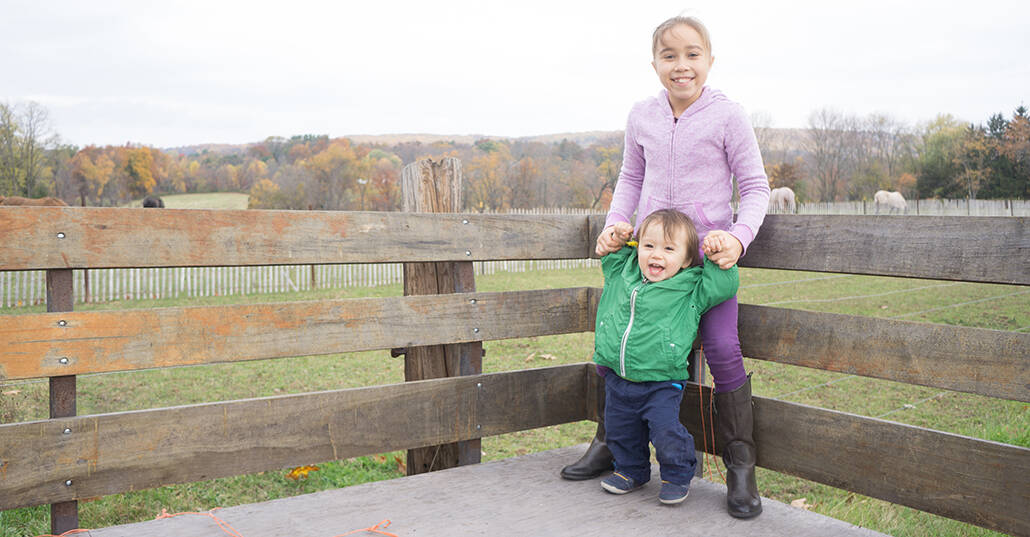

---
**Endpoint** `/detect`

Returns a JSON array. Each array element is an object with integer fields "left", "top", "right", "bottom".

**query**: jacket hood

[{"left": 657, "top": 86, "right": 727, "bottom": 120}]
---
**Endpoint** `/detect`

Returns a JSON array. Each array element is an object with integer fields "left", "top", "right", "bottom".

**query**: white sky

[{"left": 3, "top": 0, "right": 1028, "bottom": 148}]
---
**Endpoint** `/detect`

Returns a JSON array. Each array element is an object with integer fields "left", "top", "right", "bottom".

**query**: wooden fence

[
  {"left": 0, "top": 260, "right": 596, "bottom": 308},
  {"left": 0, "top": 175, "right": 1028, "bottom": 535},
  {"left": 3, "top": 200, "right": 1026, "bottom": 309}
]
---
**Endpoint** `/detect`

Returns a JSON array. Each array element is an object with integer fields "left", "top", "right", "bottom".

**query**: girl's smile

[{"left": 652, "top": 23, "right": 714, "bottom": 117}]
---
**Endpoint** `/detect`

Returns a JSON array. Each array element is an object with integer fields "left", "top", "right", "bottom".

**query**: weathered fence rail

[
  {"left": 1, "top": 202, "right": 1028, "bottom": 535},
  {"left": 0, "top": 261, "right": 599, "bottom": 308},
  {"left": 4, "top": 199, "right": 1026, "bottom": 309}
]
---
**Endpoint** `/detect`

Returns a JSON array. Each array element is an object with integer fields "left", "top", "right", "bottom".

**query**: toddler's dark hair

[{"left": 637, "top": 209, "right": 700, "bottom": 266}]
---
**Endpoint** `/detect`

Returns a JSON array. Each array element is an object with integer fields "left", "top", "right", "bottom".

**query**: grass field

[
  {"left": 1, "top": 265, "right": 1027, "bottom": 536},
  {"left": 125, "top": 192, "right": 250, "bottom": 210}
]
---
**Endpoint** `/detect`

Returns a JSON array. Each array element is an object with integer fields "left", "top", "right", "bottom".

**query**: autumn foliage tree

[{"left": 6, "top": 101, "right": 1024, "bottom": 210}]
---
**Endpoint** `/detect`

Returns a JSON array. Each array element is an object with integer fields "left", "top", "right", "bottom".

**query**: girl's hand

[
  {"left": 703, "top": 230, "right": 742, "bottom": 269},
  {"left": 595, "top": 222, "right": 633, "bottom": 256}
]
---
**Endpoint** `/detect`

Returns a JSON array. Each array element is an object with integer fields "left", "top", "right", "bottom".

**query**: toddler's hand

[
  {"left": 703, "top": 230, "right": 742, "bottom": 269},
  {"left": 595, "top": 222, "right": 633, "bottom": 256}
]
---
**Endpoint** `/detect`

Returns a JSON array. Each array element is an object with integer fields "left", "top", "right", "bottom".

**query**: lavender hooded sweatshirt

[{"left": 606, "top": 87, "right": 770, "bottom": 254}]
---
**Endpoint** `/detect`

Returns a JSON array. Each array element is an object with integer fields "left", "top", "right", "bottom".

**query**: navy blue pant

[{"left": 604, "top": 372, "right": 696, "bottom": 486}]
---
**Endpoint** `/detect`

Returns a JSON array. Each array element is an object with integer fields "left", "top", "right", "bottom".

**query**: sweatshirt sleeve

[
  {"left": 605, "top": 105, "right": 645, "bottom": 230},
  {"left": 723, "top": 105, "right": 770, "bottom": 256},
  {"left": 696, "top": 257, "right": 739, "bottom": 314}
]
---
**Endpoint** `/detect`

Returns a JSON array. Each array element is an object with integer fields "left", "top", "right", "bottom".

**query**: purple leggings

[{"left": 699, "top": 295, "right": 747, "bottom": 393}]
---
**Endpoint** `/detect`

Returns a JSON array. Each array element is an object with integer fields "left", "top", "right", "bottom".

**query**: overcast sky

[{"left": 3, "top": 0, "right": 1027, "bottom": 148}]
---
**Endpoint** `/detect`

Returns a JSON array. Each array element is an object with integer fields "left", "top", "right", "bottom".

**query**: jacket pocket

[
  {"left": 691, "top": 201, "right": 715, "bottom": 228},
  {"left": 660, "top": 327, "right": 691, "bottom": 378},
  {"left": 594, "top": 310, "right": 621, "bottom": 366}
]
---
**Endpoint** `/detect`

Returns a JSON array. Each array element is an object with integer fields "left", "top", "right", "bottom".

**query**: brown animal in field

[{"left": 0, "top": 196, "right": 69, "bottom": 206}]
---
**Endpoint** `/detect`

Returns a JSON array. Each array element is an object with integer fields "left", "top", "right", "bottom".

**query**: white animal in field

[
  {"left": 873, "top": 190, "right": 907, "bottom": 214},
  {"left": 769, "top": 187, "right": 796, "bottom": 214}
]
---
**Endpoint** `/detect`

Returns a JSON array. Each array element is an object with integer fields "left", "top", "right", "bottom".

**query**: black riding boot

[
  {"left": 714, "top": 376, "right": 762, "bottom": 518},
  {"left": 560, "top": 421, "right": 614, "bottom": 480}
]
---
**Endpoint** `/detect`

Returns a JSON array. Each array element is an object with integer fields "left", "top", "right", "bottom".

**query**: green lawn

[
  {"left": 124, "top": 192, "right": 250, "bottom": 209},
  {"left": 1, "top": 266, "right": 1026, "bottom": 536}
]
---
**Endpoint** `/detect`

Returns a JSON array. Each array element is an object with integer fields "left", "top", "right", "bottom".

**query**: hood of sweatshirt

[{"left": 658, "top": 86, "right": 728, "bottom": 121}]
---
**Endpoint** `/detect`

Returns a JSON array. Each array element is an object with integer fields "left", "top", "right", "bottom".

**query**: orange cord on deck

[
  {"left": 154, "top": 508, "right": 244, "bottom": 537},
  {"left": 330, "top": 519, "right": 397, "bottom": 537},
  {"left": 35, "top": 530, "right": 91, "bottom": 537},
  {"left": 35, "top": 510, "right": 397, "bottom": 537},
  {"left": 696, "top": 355, "right": 725, "bottom": 483}
]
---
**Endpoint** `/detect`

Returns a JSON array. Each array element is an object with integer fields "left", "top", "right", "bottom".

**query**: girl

[{"left": 560, "top": 15, "right": 769, "bottom": 519}]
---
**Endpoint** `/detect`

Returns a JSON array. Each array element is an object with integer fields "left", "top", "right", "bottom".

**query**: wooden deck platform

[{"left": 85, "top": 445, "right": 888, "bottom": 537}]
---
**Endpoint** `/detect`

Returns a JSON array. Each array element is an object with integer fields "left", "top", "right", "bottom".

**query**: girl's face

[{"left": 652, "top": 24, "right": 714, "bottom": 117}]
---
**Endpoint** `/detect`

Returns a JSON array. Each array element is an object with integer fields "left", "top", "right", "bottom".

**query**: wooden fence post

[
  {"left": 400, "top": 157, "right": 484, "bottom": 475},
  {"left": 46, "top": 269, "right": 78, "bottom": 533}
]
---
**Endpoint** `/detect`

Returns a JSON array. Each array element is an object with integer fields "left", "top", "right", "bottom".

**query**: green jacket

[{"left": 593, "top": 246, "right": 739, "bottom": 382}]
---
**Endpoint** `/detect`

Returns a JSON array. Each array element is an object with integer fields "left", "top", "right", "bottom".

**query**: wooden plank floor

[{"left": 86, "top": 445, "right": 888, "bottom": 537}]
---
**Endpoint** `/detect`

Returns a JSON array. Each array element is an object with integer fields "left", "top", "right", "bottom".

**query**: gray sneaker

[
  {"left": 658, "top": 480, "right": 689, "bottom": 505},
  {"left": 601, "top": 472, "right": 647, "bottom": 494}
]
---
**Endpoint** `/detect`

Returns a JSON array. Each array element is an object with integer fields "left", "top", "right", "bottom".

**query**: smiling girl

[{"left": 561, "top": 15, "right": 769, "bottom": 519}]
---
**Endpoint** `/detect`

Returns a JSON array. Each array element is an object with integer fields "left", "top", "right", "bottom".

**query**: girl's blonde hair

[{"left": 651, "top": 16, "right": 712, "bottom": 56}]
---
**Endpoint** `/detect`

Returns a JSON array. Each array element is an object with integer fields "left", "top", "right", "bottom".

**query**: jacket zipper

[
  {"left": 669, "top": 118, "right": 676, "bottom": 203},
  {"left": 619, "top": 280, "right": 647, "bottom": 377}
]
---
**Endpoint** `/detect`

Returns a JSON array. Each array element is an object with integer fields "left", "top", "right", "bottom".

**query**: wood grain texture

[
  {"left": 0, "top": 288, "right": 593, "bottom": 381},
  {"left": 676, "top": 383, "right": 1030, "bottom": 536},
  {"left": 45, "top": 268, "right": 78, "bottom": 534},
  {"left": 86, "top": 446, "right": 891, "bottom": 537},
  {"left": 741, "top": 214, "right": 1030, "bottom": 284},
  {"left": 400, "top": 157, "right": 482, "bottom": 474},
  {"left": 0, "top": 363, "right": 591, "bottom": 511},
  {"left": 588, "top": 214, "right": 1030, "bottom": 284},
  {"left": 0, "top": 207, "right": 591, "bottom": 270},
  {"left": 5, "top": 210, "right": 1025, "bottom": 285},
  {"left": 738, "top": 304, "right": 1030, "bottom": 402}
]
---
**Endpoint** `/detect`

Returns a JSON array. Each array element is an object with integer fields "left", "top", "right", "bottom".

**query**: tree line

[
  {"left": 762, "top": 106, "right": 1029, "bottom": 202},
  {"left": 1, "top": 101, "right": 1027, "bottom": 210}
]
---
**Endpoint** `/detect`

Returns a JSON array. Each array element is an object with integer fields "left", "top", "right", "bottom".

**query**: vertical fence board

[{"left": 46, "top": 269, "right": 77, "bottom": 533}]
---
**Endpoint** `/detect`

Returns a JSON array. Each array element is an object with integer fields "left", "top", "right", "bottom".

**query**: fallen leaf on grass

[
  {"left": 523, "top": 352, "right": 537, "bottom": 362},
  {"left": 394, "top": 456, "right": 406, "bottom": 474},
  {"left": 790, "top": 498, "right": 813, "bottom": 510},
  {"left": 524, "top": 353, "right": 557, "bottom": 362},
  {"left": 285, "top": 465, "right": 319, "bottom": 480},
  {"left": 2, "top": 390, "right": 21, "bottom": 396}
]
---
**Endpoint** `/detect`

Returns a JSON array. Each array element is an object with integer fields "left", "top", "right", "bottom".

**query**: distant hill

[
  {"left": 165, "top": 128, "right": 802, "bottom": 155},
  {"left": 165, "top": 130, "right": 626, "bottom": 155},
  {"left": 165, "top": 143, "right": 250, "bottom": 156}
]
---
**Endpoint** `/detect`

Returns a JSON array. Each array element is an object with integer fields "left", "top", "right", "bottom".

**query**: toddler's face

[
  {"left": 652, "top": 23, "right": 713, "bottom": 116},
  {"left": 637, "top": 222, "right": 692, "bottom": 282}
]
